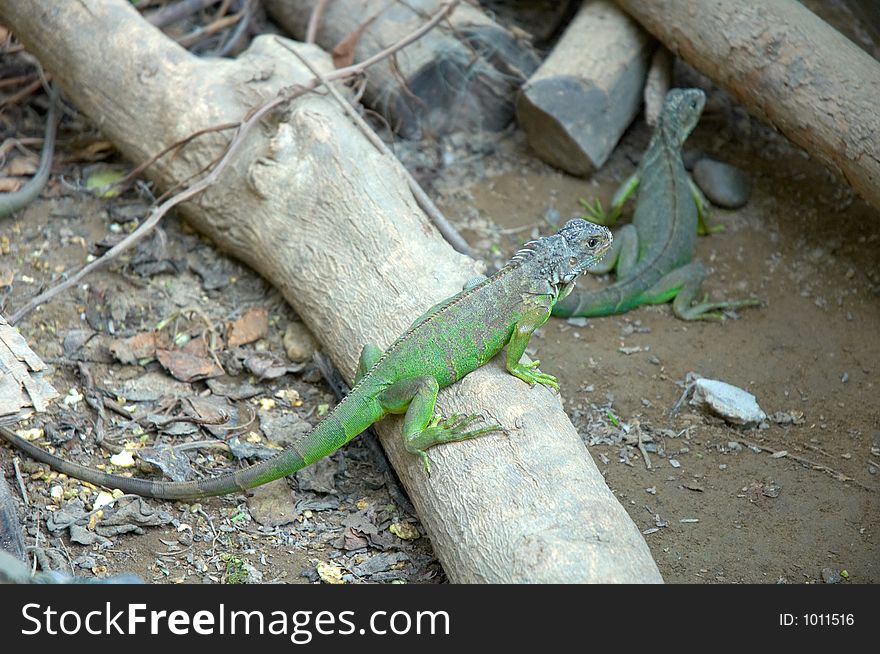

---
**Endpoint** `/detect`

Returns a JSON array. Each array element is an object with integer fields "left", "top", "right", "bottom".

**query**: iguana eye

[{"left": 587, "top": 238, "right": 599, "bottom": 249}]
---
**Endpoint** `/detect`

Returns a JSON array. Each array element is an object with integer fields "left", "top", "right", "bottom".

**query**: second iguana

[
  {"left": 553, "top": 88, "right": 760, "bottom": 321},
  {"left": 0, "top": 219, "right": 612, "bottom": 500}
]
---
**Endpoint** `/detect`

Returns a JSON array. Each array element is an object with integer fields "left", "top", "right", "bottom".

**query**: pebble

[
  {"left": 110, "top": 450, "right": 135, "bottom": 468},
  {"left": 821, "top": 567, "right": 843, "bottom": 584},
  {"left": 693, "top": 158, "right": 752, "bottom": 209},
  {"left": 283, "top": 321, "right": 318, "bottom": 363},
  {"left": 691, "top": 378, "right": 766, "bottom": 426}
]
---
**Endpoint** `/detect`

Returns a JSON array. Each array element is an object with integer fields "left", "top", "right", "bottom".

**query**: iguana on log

[
  {"left": 553, "top": 88, "right": 760, "bottom": 320},
  {"left": 0, "top": 219, "right": 612, "bottom": 500}
]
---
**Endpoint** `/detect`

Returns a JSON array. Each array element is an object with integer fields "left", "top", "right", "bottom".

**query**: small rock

[
  {"left": 92, "top": 491, "right": 114, "bottom": 510},
  {"left": 727, "top": 441, "right": 743, "bottom": 451},
  {"left": 283, "top": 322, "right": 318, "bottom": 363},
  {"left": 566, "top": 317, "right": 588, "bottom": 328},
  {"left": 821, "top": 567, "right": 843, "bottom": 584},
  {"left": 669, "top": 459, "right": 681, "bottom": 468},
  {"left": 693, "top": 158, "right": 752, "bottom": 209},
  {"left": 389, "top": 522, "right": 420, "bottom": 540},
  {"left": 690, "top": 378, "right": 766, "bottom": 426},
  {"left": 110, "top": 450, "right": 135, "bottom": 468}
]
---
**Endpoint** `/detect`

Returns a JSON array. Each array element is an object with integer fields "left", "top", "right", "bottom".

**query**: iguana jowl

[
  {"left": 553, "top": 88, "right": 760, "bottom": 320},
  {"left": 0, "top": 219, "right": 611, "bottom": 499}
]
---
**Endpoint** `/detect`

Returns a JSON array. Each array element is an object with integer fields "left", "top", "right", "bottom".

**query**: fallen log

[
  {"left": 616, "top": 0, "right": 880, "bottom": 212},
  {"left": 516, "top": 0, "right": 654, "bottom": 175},
  {"left": 0, "top": 0, "right": 662, "bottom": 583},
  {"left": 264, "top": 0, "right": 539, "bottom": 139}
]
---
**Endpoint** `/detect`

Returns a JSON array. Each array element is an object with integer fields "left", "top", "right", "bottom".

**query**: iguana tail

[{"left": 0, "top": 388, "right": 383, "bottom": 499}]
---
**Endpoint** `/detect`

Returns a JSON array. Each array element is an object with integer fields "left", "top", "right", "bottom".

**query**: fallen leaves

[
  {"left": 226, "top": 307, "right": 268, "bottom": 347},
  {"left": 156, "top": 347, "right": 224, "bottom": 382}
]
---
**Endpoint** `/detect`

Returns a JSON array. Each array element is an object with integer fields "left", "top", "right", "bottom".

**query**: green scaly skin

[
  {"left": 0, "top": 219, "right": 612, "bottom": 500},
  {"left": 553, "top": 88, "right": 761, "bottom": 321}
]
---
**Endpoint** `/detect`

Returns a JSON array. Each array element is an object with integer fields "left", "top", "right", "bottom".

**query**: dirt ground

[{"left": 2, "top": 3, "right": 878, "bottom": 585}]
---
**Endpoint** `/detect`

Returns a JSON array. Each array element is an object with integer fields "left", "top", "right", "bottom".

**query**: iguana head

[
  {"left": 659, "top": 88, "right": 706, "bottom": 145},
  {"left": 555, "top": 217, "right": 613, "bottom": 286},
  {"left": 510, "top": 218, "right": 612, "bottom": 301}
]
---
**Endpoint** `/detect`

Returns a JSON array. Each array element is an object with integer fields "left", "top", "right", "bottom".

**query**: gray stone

[
  {"left": 693, "top": 158, "right": 752, "bottom": 209},
  {"left": 691, "top": 378, "right": 766, "bottom": 426},
  {"left": 283, "top": 321, "right": 318, "bottom": 363}
]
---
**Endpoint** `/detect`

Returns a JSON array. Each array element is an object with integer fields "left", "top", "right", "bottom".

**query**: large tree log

[
  {"left": 516, "top": 0, "right": 654, "bottom": 176},
  {"left": 264, "top": 0, "right": 539, "bottom": 139},
  {"left": 616, "top": 0, "right": 880, "bottom": 212},
  {"left": 0, "top": 0, "right": 662, "bottom": 583}
]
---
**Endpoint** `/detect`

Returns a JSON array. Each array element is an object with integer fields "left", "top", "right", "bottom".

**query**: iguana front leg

[
  {"left": 688, "top": 178, "right": 725, "bottom": 236},
  {"left": 506, "top": 301, "right": 559, "bottom": 390},
  {"left": 580, "top": 172, "right": 640, "bottom": 227},
  {"left": 378, "top": 376, "right": 501, "bottom": 474}
]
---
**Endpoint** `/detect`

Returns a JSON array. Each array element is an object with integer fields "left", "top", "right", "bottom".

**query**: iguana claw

[
  {"left": 406, "top": 413, "right": 504, "bottom": 475},
  {"left": 509, "top": 361, "right": 559, "bottom": 390}
]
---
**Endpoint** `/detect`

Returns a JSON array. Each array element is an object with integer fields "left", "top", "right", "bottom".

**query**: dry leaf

[
  {"left": 226, "top": 307, "right": 268, "bottom": 347},
  {"left": 61, "top": 140, "right": 116, "bottom": 163},
  {"left": 109, "top": 331, "right": 166, "bottom": 364},
  {"left": 331, "top": 15, "right": 377, "bottom": 68},
  {"left": 0, "top": 178, "right": 22, "bottom": 193},
  {"left": 156, "top": 349, "right": 224, "bottom": 382},
  {"left": 3, "top": 156, "right": 38, "bottom": 177}
]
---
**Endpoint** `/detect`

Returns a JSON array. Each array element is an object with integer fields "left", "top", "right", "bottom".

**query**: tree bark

[
  {"left": 264, "top": 0, "right": 539, "bottom": 139},
  {"left": 616, "top": 0, "right": 880, "bottom": 212},
  {"left": 0, "top": 0, "right": 662, "bottom": 583}
]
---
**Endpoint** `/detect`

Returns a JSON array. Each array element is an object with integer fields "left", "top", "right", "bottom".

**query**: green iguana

[
  {"left": 553, "top": 88, "right": 760, "bottom": 321},
  {"left": 0, "top": 219, "right": 612, "bottom": 500}
]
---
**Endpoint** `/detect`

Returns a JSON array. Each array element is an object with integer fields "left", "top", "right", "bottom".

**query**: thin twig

[
  {"left": 213, "top": 0, "right": 254, "bottom": 57},
  {"left": 734, "top": 439, "right": 875, "bottom": 493},
  {"left": 306, "top": 0, "right": 332, "bottom": 44},
  {"left": 0, "top": 75, "right": 36, "bottom": 91},
  {"left": 637, "top": 430, "right": 652, "bottom": 470},
  {"left": 146, "top": 0, "right": 221, "bottom": 28},
  {"left": 9, "top": 0, "right": 460, "bottom": 325},
  {"left": 0, "top": 77, "right": 45, "bottom": 110},
  {"left": 176, "top": 9, "right": 243, "bottom": 49},
  {"left": 281, "top": 37, "right": 472, "bottom": 256},
  {"left": 12, "top": 457, "right": 29, "bottom": 507}
]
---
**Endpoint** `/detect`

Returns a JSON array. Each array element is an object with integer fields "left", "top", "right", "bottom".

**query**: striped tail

[{"left": 0, "top": 387, "right": 383, "bottom": 500}]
